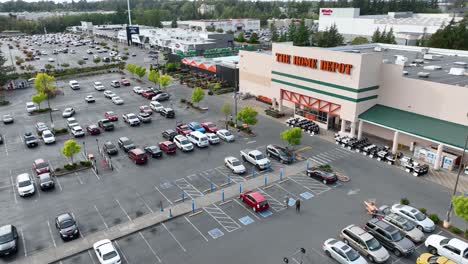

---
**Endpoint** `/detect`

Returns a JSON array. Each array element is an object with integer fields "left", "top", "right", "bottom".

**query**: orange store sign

[{"left": 275, "top": 53, "right": 353, "bottom": 75}]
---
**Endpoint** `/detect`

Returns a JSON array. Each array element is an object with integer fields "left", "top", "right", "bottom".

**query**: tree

[
  {"left": 314, "top": 24, "right": 344, "bottom": 48},
  {"left": 31, "top": 92, "right": 47, "bottom": 109},
  {"left": 452, "top": 195, "right": 468, "bottom": 223},
  {"left": 148, "top": 69, "right": 160, "bottom": 88},
  {"left": 428, "top": 18, "right": 468, "bottom": 50},
  {"left": 93, "top": 57, "right": 101, "bottom": 64},
  {"left": 236, "top": 32, "right": 246, "bottom": 42},
  {"left": 33, "top": 72, "right": 56, "bottom": 113},
  {"left": 158, "top": 74, "right": 171, "bottom": 90},
  {"left": 384, "top": 28, "right": 396, "bottom": 44},
  {"left": 77, "top": 60, "right": 85, "bottom": 67},
  {"left": 60, "top": 63, "right": 69, "bottom": 68},
  {"left": 0, "top": 50, "right": 14, "bottom": 86},
  {"left": 61, "top": 139, "right": 81, "bottom": 164},
  {"left": 271, "top": 24, "right": 279, "bottom": 42},
  {"left": 351, "top": 36, "right": 369, "bottom": 45},
  {"left": 44, "top": 64, "right": 55, "bottom": 71},
  {"left": 248, "top": 32, "right": 259, "bottom": 44},
  {"left": 371, "top": 28, "right": 382, "bottom": 43},
  {"left": 237, "top": 106, "right": 257, "bottom": 126},
  {"left": 171, "top": 18, "right": 178, "bottom": 28},
  {"left": 126, "top": 63, "right": 136, "bottom": 77},
  {"left": 220, "top": 103, "right": 232, "bottom": 129},
  {"left": 191, "top": 87, "right": 205, "bottom": 106},
  {"left": 216, "top": 28, "right": 224, "bottom": 33},
  {"left": 294, "top": 19, "right": 310, "bottom": 46},
  {"left": 135, "top": 66, "right": 146, "bottom": 80},
  {"left": 280, "top": 127, "right": 302, "bottom": 150},
  {"left": 288, "top": 22, "right": 297, "bottom": 42}
]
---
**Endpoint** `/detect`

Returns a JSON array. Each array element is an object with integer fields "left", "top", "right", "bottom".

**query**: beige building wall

[{"left": 239, "top": 50, "right": 272, "bottom": 97}]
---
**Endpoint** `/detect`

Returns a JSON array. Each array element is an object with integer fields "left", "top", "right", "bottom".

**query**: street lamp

[
  {"left": 233, "top": 61, "right": 239, "bottom": 127},
  {"left": 96, "top": 138, "right": 100, "bottom": 155},
  {"left": 444, "top": 135, "right": 468, "bottom": 227},
  {"left": 83, "top": 141, "right": 87, "bottom": 158}
]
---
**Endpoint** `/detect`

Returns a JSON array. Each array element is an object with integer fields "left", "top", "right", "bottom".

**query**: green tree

[
  {"left": 33, "top": 72, "right": 56, "bottom": 115},
  {"left": 206, "top": 25, "right": 216, "bottom": 32},
  {"left": 158, "top": 74, "right": 171, "bottom": 90},
  {"left": 452, "top": 195, "right": 468, "bottom": 222},
  {"left": 236, "top": 32, "right": 246, "bottom": 42},
  {"left": 191, "top": 87, "right": 205, "bottom": 106},
  {"left": 171, "top": 18, "right": 178, "bottom": 28},
  {"left": 61, "top": 139, "right": 81, "bottom": 164},
  {"left": 220, "top": 103, "right": 232, "bottom": 129},
  {"left": 77, "top": 59, "right": 85, "bottom": 67},
  {"left": 280, "top": 127, "right": 302, "bottom": 150},
  {"left": 385, "top": 28, "right": 396, "bottom": 44},
  {"left": 60, "top": 63, "right": 69, "bottom": 68},
  {"left": 294, "top": 18, "right": 310, "bottom": 46},
  {"left": 288, "top": 22, "right": 297, "bottom": 42},
  {"left": 271, "top": 24, "right": 279, "bottom": 42},
  {"left": 314, "top": 24, "right": 344, "bottom": 48},
  {"left": 44, "top": 64, "right": 55, "bottom": 71},
  {"left": 428, "top": 18, "right": 468, "bottom": 50},
  {"left": 31, "top": 92, "right": 47, "bottom": 109},
  {"left": 135, "top": 66, "right": 146, "bottom": 80},
  {"left": 148, "top": 69, "right": 160, "bottom": 88},
  {"left": 248, "top": 32, "right": 259, "bottom": 44},
  {"left": 351, "top": 36, "right": 369, "bottom": 45},
  {"left": 237, "top": 106, "right": 257, "bottom": 126},
  {"left": 126, "top": 63, "right": 136, "bottom": 77},
  {"left": 0, "top": 50, "right": 14, "bottom": 86},
  {"left": 216, "top": 28, "right": 224, "bottom": 33},
  {"left": 93, "top": 57, "right": 101, "bottom": 64},
  {"left": 371, "top": 28, "right": 382, "bottom": 43}
]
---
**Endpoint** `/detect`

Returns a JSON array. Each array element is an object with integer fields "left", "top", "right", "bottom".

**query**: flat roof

[{"left": 359, "top": 104, "right": 468, "bottom": 150}]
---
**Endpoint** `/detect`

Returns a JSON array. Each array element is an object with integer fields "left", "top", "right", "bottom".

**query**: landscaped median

[{"left": 16, "top": 160, "right": 306, "bottom": 264}]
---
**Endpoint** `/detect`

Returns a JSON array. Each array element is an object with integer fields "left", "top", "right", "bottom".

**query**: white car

[
  {"left": 206, "top": 133, "right": 220, "bottom": 144},
  {"left": 122, "top": 113, "right": 140, "bottom": 126},
  {"left": 67, "top": 117, "right": 79, "bottom": 128},
  {"left": 173, "top": 135, "right": 194, "bottom": 151},
  {"left": 224, "top": 156, "right": 246, "bottom": 174},
  {"left": 26, "top": 102, "right": 37, "bottom": 113},
  {"left": 70, "top": 49, "right": 76, "bottom": 54},
  {"left": 323, "top": 238, "right": 368, "bottom": 264},
  {"left": 133, "top": 86, "right": 144, "bottom": 94},
  {"left": 425, "top": 234, "right": 468, "bottom": 264},
  {"left": 103, "top": 90, "right": 116, "bottom": 99},
  {"left": 217, "top": 129, "right": 235, "bottom": 142},
  {"left": 69, "top": 80, "right": 80, "bottom": 90},
  {"left": 94, "top": 82, "right": 105, "bottom": 91},
  {"left": 112, "top": 96, "right": 124, "bottom": 105},
  {"left": 16, "top": 173, "right": 35, "bottom": 197},
  {"left": 70, "top": 126, "right": 85, "bottom": 137},
  {"left": 391, "top": 204, "right": 435, "bottom": 232},
  {"left": 150, "top": 101, "right": 164, "bottom": 112},
  {"left": 48, "top": 57, "right": 55, "bottom": 62},
  {"left": 85, "top": 95, "right": 95, "bottom": 103},
  {"left": 62, "top": 107, "right": 75, "bottom": 118},
  {"left": 93, "top": 239, "right": 121, "bottom": 264},
  {"left": 42, "top": 130, "right": 56, "bottom": 144}
]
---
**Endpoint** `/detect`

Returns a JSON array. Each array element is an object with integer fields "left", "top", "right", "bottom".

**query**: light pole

[
  {"left": 83, "top": 141, "right": 87, "bottom": 158},
  {"left": 127, "top": 0, "right": 132, "bottom": 25},
  {"left": 96, "top": 138, "right": 100, "bottom": 155},
  {"left": 444, "top": 135, "right": 468, "bottom": 227},
  {"left": 233, "top": 61, "right": 239, "bottom": 127}
]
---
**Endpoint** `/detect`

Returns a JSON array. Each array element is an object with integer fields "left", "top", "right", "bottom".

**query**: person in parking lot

[{"left": 295, "top": 199, "right": 301, "bottom": 213}]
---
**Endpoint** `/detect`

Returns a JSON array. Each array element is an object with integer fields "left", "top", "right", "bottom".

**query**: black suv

[
  {"left": 103, "top": 141, "right": 118, "bottom": 155},
  {"left": 162, "top": 129, "right": 177, "bottom": 141},
  {"left": 266, "top": 144, "right": 293, "bottom": 164},
  {"left": 364, "top": 218, "right": 415, "bottom": 257},
  {"left": 160, "top": 108, "right": 175, "bottom": 118},
  {"left": 24, "top": 132, "right": 39, "bottom": 148},
  {"left": 0, "top": 225, "right": 18, "bottom": 256},
  {"left": 98, "top": 119, "right": 114, "bottom": 131},
  {"left": 118, "top": 137, "right": 136, "bottom": 152},
  {"left": 144, "top": 146, "right": 162, "bottom": 158},
  {"left": 55, "top": 213, "right": 79, "bottom": 240}
]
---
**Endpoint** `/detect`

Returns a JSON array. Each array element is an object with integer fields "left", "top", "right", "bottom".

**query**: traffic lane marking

[
  {"left": 10, "top": 174, "right": 18, "bottom": 204},
  {"left": 174, "top": 178, "right": 203, "bottom": 199}
]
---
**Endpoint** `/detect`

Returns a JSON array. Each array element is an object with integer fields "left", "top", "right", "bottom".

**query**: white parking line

[
  {"left": 10, "top": 175, "right": 18, "bottom": 204},
  {"left": 136, "top": 192, "right": 154, "bottom": 213},
  {"left": 34, "top": 178, "right": 40, "bottom": 198},
  {"left": 184, "top": 216, "right": 209, "bottom": 242},
  {"left": 154, "top": 185, "right": 173, "bottom": 205},
  {"left": 55, "top": 175, "right": 63, "bottom": 192},
  {"left": 71, "top": 212, "right": 84, "bottom": 239},
  {"left": 115, "top": 199, "right": 132, "bottom": 222},
  {"left": 94, "top": 205, "right": 109, "bottom": 230},
  {"left": 3, "top": 135, "right": 8, "bottom": 156},
  {"left": 114, "top": 241, "right": 130, "bottom": 264},
  {"left": 88, "top": 250, "right": 97, "bottom": 264},
  {"left": 275, "top": 183, "right": 301, "bottom": 200},
  {"left": 91, "top": 167, "right": 100, "bottom": 180},
  {"left": 288, "top": 176, "right": 329, "bottom": 195},
  {"left": 199, "top": 172, "right": 219, "bottom": 188},
  {"left": 47, "top": 221, "right": 57, "bottom": 247},
  {"left": 20, "top": 228, "right": 27, "bottom": 257},
  {"left": 232, "top": 198, "right": 261, "bottom": 220},
  {"left": 75, "top": 172, "right": 84, "bottom": 185},
  {"left": 139, "top": 232, "right": 162, "bottom": 263},
  {"left": 162, "top": 223, "right": 187, "bottom": 252}
]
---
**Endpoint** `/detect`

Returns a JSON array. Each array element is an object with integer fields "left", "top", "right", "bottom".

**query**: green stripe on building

[
  {"left": 271, "top": 71, "right": 379, "bottom": 93},
  {"left": 271, "top": 78, "right": 378, "bottom": 103}
]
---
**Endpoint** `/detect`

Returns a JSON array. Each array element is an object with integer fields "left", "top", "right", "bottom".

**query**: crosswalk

[{"left": 307, "top": 147, "right": 353, "bottom": 165}]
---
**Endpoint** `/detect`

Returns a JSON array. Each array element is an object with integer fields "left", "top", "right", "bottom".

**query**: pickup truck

[{"left": 240, "top": 149, "right": 270, "bottom": 170}]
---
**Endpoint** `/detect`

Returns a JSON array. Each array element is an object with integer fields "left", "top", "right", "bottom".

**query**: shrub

[
  {"left": 180, "top": 98, "right": 186, "bottom": 103},
  {"left": 64, "top": 163, "right": 77, "bottom": 170},
  {"left": 449, "top": 226, "right": 462, "bottom": 234},
  {"left": 208, "top": 90, "right": 213, "bottom": 96},
  {"left": 319, "top": 164, "right": 333, "bottom": 172},
  {"left": 465, "top": 229, "right": 468, "bottom": 238},
  {"left": 54, "top": 168, "right": 62, "bottom": 172},
  {"left": 52, "top": 128, "right": 68, "bottom": 134},
  {"left": 428, "top": 213, "right": 440, "bottom": 224},
  {"left": 0, "top": 100, "right": 10, "bottom": 106},
  {"left": 419, "top": 208, "right": 427, "bottom": 215},
  {"left": 400, "top": 198, "right": 410, "bottom": 205},
  {"left": 80, "top": 161, "right": 92, "bottom": 167}
]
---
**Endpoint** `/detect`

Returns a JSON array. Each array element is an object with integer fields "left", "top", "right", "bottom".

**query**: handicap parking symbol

[
  {"left": 239, "top": 216, "right": 254, "bottom": 226},
  {"left": 332, "top": 182, "right": 342, "bottom": 188},
  {"left": 208, "top": 228, "right": 224, "bottom": 239},
  {"left": 258, "top": 210, "right": 273, "bottom": 218},
  {"left": 300, "top": 192, "right": 314, "bottom": 200},
  {"left": 287, "top": 198, "right": 295, "bottom": 207}
]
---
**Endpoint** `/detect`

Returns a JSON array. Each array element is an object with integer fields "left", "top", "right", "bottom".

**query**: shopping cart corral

[{"left": 285, "top": 117, "right": 320, "bottom": 135}]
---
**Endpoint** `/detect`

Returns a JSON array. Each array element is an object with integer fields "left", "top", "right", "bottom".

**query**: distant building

[
  {"left": 163, "top": 19, "right": 260, "bottom": 32},
  {"left": 318, "top": 8, "right": 463, "bottom": 45},
  {"left": 0, "top": 11, "right": 115, "bottom": 21},
  {"left": 0, "top": 30, "right": 25, "bottom": 37},
  {"left": 267, "top": 18, "right": 316, "bottom": 30},
  {"left": 198, "top": 4, "right": 215, "bottom": 15}
]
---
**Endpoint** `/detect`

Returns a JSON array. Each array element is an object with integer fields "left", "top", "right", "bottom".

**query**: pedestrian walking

[
  {"left": 284, "top": 195, "right": 289, "bottom": 208},
  {"left": 295, "top": 199, "right": 301, "bottom": 213}
]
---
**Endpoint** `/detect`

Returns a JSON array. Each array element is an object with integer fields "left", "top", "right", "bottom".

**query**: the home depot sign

[{"left": 275, "top": 53, "right": 353, "bottom": 75}]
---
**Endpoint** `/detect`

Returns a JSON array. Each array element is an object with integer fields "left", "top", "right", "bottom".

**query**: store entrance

[{"left": 327, "top": 116, "right": 341, "bottom": 131}]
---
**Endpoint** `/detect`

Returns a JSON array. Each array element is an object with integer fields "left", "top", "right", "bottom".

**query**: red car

[
  {"left": 141, "top": 90, "right": 156, "bottom": 99},
  {"left": 128, "top": 148, "right": 148, "bottom": 164},
  {"left": 104, "top": 111, "right": 118, "bottom": 121},
  {"left": 176, "top": 123, "right": 192, "bottom": 135},
  {"left": 33, "top": 159, "right": 50, "bottom": 175},
  {"left": 139, "top": 105, "right": 152, "bottom": 115},
  {"left": 158, "top": 141, "right": 176, "bottom": 154},
  {"left": 201, "top": 122, "right": 219, "bottom": 133},
  {"left": 86, "top": 124, "right": 101, "bottom": 135},
  {"left": 239, "top": 191, "right": 269, "bottom": 212},
  {"left": 120, "top": 79, "right": 130, "bottom": 86}
]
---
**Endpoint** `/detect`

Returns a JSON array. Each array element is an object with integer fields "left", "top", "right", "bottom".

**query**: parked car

[
  {"left": 162, "top": 129, "right": 178, "bottom": 141},
  {"left": 118, "top": 137, "right": 136, "bottom": 152},
  {"left": 217, "top": 129, "right": 235, "bottom": 142},
  {"left": 150, "top": 101, "right": 164, "bottom": 112},
  {"left": 55, "top": 213, "right": 79, "bottom": 240},
  {"left": 26, "top": 102, "right": 37, "bottom": 113},
  {"left": 382, "top": 212, "right": 425, "bottom": 243},
  {"left": 206, "top": 133, "right": 220, "bottom": 144},
  {"left": 160, "top": 108, "right": 175, "bottom": 118},
  {"left": 144, "top": 146, "right": 162, "bottom": 158},
  {"left": 94, "top": 81, "right": 105, "bottom": 91},
  {"left": 138, "top": 112, "right": 152, "bottom": 123},
  {"left": 120, "top": 79, "right": 130, "bottom": 86},
  {"left": 36, "top": 122, "right": 49, "bottom": 133},
  {"left": 306, "top": 167, "right": 338, "bottom": 184},
  {"left": 364, "top": 218, "right": 415, "bottom": 257},
  {"left": 2, "top": 114, "right": 14, "bottom": 124},
  {"left": 201, "top": 122, "right": 219, "bottom": 133},
  {"left": 104, "top": 111, "right": 118, "bottom": 121},
  {"left": 42, "top": 130, "right": 56, "bottom": 144},
  {"left": 93, "top": 239, "right": 121, "bottom": 264},
  {"left": 69, "top": 80, "right": 80, "bottom": 90},
  {"left": 176, "top": 123, "right": 192, "bottom": 135},
  {"left": 139, "top": 105, "right": 152, "bottom": 115},
  {"left": 98, "top": 119, "right": 114, "bottom": 131},
  {"left": 188, "top": 122, "right": 205, "bottom": 133},
  {"left": 71, "top": 126, "right": 85, "bottom": 137},
  {"left": 67, "top": 117, "right": 79, "bottom": 128},
  {"left": 110, "top": 80, "right": 120, "bottom": 88},
  {"left": 173, "top": 135, "right": 194, "bottom": 152},
  {"left": 425, "top": 235, "right": 468, "bottom": 264},
  {"left": 39, "top": 173, "right": 55, "bottom": 190},
  {"left": 128, "top": 148, "right": 148, "bottom": 164},
  {"left": 142, "top": 90, "right": 156, "bottom": 99},
  {"left": 152, "top": 92, "right": 170, "bottom": 101},
  {"left": 16, "top": 173, "right": 35, "bottom": 197},
  {"left": 266, "top": 144, "right": 293, "bottom": 164},
  {"left": 85, "top": 95, "right": 95, "bottom": 103},
  {"left": 187, "top": 131, "right": 209, "bottom": 148},
  {"left": 111, "top": 96, "right": 124, "bottom": 105},
  {"left": 24, "top": 132, "right": 38, "bottom": 148},
  {"left": 62, "top": 107, "right": 75, "bottom": 118},
  {"left": 240, "top": 149, "right": 270, "bottom": 170},
  {"left": 86, "top": 124, "right": 101, "bottom": 135},
  {"left": 0, "top": 225, "right": 18, "bottom": 256},
  {"left": 239, "top": 191, "right": 269, "bottom": 212},
  {"left": 416, "top": 253, "right": 456, "bottom": 264},
  {"left": 123, "top": 113, "right": 140, "bottom": 126},
  {"left": 33, "top": 159, "right": 50, "bottom": 175},
  {"left": 103, "top": 141, "right": 118, "bottom": 155},
  {"left": 103, "top": 90, "right": 116, "bottom": 99},
  {"left": 323, "top": 238, "right": 367, "bottom": 264},
  {"left": 390, "top": 204, "right": 435, "bottom": 232},
  {"left": 158, "top": 141, "right": 176, "bottom": 154},
  {"left": 340, "top": 225, "right": 390, "bottom": 263},
  {"left": 133, "top": 86, "right": 144, "bottom": 94},
  {"left": 224, "top": 156, "right": 246, "bottom": 174}
]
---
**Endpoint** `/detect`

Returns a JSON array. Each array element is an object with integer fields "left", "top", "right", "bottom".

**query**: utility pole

[
  {"left": 127, "top": 0, "right": 132, "bottom": 25},
  {"left": 233, "top": 61, "right": 238, "bottom": 127}
]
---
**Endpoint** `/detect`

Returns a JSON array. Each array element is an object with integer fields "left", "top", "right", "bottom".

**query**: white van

[
  {"left": 16, "top": 173, "right": 35, "bottom": 197},
  {"left": 187, "top": 131, "right": 209, "bottom": 148},
  {"left": 69, "top": 80, "right": 80, "bottom": 90},
  {"left": 26, "top": 102, "right": 37, "bottom": 113}
]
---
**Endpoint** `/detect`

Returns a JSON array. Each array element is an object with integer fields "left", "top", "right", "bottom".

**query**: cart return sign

[{"left": 275, "top": 53, "right": 353, "bottom": 75}]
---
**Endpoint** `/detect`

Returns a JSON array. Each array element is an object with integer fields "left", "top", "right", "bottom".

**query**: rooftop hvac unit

[
  {"left": 395, "top": 55, "right": 409, "bottom": 66},
  {"left": 374, "top": 46, "right": 382, "bottom": 52},
  {"left": 382, "top": 59, "right": 390, "bottom": 64},
  {"left": 423, "top": 65, "right": 442, "bottom": 70},
  {"left": 454, "top": 61, "right": 467, "bottom": 67},
  {"left": 418, "top": 72, "right": 430, "bottom": 78},
  {"left": 413, "top": 59, "right": 424, "bottom": 64},
  {"left": 448, "top": 68, "right": 466, "bottom": 76},
  {"left": 423, "top": 54, "right": 434, "bottom": 60},
  {"left": 402, "top": 70, "right": 409, "bottom": 75}
]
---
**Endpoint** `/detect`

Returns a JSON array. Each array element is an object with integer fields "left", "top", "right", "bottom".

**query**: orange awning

[
  {"left": 207, "top": 65, "right": 216, "bottom": 73},
  {"left": 198, "top": 63, "right": 207, "bottom": 70}
]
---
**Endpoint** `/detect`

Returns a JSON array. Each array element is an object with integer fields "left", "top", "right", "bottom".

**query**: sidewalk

[{"left": 17, "top": 161, "right": 306, "bottom": 264}]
